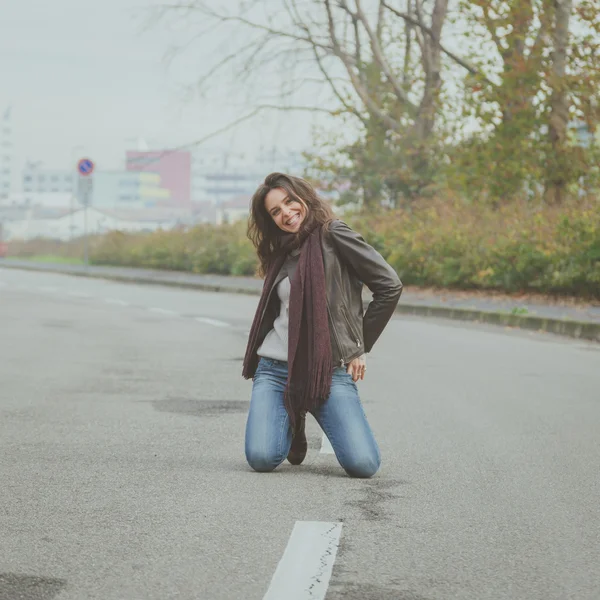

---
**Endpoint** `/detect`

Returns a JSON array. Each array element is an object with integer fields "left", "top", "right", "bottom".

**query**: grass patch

[{"left": 18, "top": 255, "right": 84, "bottom": 265}]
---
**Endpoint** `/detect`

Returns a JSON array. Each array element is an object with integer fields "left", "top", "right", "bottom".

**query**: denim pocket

[
  {"left": 256, "top": 357, "right": 279, "bottom": 373},
  {"left": 334, "top": 366, "right": 354, "bottom": 380},
  {"left": 332, "top": 366, "right": 358, "bottom": 390}
]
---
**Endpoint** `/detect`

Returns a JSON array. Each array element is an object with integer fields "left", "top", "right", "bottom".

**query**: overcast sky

[{"left": 0, "top": 0, "right": 323, "bottom": 186}]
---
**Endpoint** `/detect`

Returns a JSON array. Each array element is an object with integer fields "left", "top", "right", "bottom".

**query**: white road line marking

[
  {"left": 195, "top": 317, "right": 231, "bottom": 328},
  {"left": 67, "top": 291, "right": 91, "bottom": 298},
  {"left": 263, "top": 521, "right": 342, "bottom": 600},
  {"left": 104, "top": 298, "right": 129, "bottom": 306},
  {"left": 148, "top": 307, "right": 178, "bottom": 316},
  {"left": 320, "top": 434, "right": 335, "bottom": 455}
]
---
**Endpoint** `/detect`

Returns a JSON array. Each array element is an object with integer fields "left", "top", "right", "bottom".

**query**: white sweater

[{"left": 257, "top": 275, "right": 291, "bottom": 362}]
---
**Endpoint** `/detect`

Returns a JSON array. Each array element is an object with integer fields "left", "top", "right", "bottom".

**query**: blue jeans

[{"left": 245, "top": 357, "right": 381, "bottom": 478}]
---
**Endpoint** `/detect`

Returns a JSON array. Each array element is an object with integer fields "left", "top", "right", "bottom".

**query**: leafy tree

[{"left": 450, "top": 0, "right": 600, "bottom": 202}]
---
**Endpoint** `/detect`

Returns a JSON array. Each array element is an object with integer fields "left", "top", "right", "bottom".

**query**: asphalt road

[
  {"left": 4, "top": 259, "right": 600, "bottom": 325},
  {"left": 1, "top": 267, "right": 599, "bottom": 600}
]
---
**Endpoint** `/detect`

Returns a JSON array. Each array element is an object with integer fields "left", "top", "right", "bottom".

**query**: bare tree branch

[
  {"left": 353, "top": 0, "right": 418, "bottom": 113},
  {"left": 255, "top": 103, "right": 338, "bottom": 114},
  {"left": 376, "top": 0, "right": 386, "bottom": 42},
  {"left": 414, "top": 0, "right": 432, "bottom": 75},
  {"left": 190, "top": 35, "right": 270, "bottom": 93},
  {"left": 403, "top": 0, "right": 414, "bottom": 90},
  {"left": 382, "top": 1, "right": 484, "bottom": 78},
  {"left": 312, "top": 45, "right": 367, "bottom": 125},
  {"left": 284, "top": 0, "right": 366, "bottom": 124},
  {"left": 413, "top": 20, "right": 426, "bottom": 55},
  {"left": 352, "top": 15, "right": 362, "bottom": 66},
  {"left": 158, "top": 2, "right": 336, "bottom": 53},
  {"left": 324, "top": 0, "right": 402, "bottom": 130}
]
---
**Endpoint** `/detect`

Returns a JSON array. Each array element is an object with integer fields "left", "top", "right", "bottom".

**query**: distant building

[
  {"left": 23, "top": 162, "right": 76, "bottom": 195},
  {"left": 0, "top": 106, "right": 14, "bottom": 199},
  {"left": 92, "top": 171, "right": 171, "bottom": 209},
  {"left": 126, "top": 150, "right": 191, "bottom": 208},
  {"left": 192, "top": 148, "right": 305, "bottom": 209},
  {"left": 20, "top": 163, "right": 171, "bottom": 210}
]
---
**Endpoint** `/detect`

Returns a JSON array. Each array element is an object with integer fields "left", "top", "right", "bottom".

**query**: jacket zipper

[
  {"left": 328, "top": 301, "right": 364, "bottom": 367},
  {"left": 341, "top": 304, "right": 362, "bottom": 350},
  {"left": 326, "top": 300, "right": 346, "bottom": 367}
]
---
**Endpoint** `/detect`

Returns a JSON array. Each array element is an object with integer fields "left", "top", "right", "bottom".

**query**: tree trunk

[
  {"left": 414, "top": 0, "right": 448, "bottom": 143},
  {"left": 544, "top": 0, "right": 573, "bottom": 205}
]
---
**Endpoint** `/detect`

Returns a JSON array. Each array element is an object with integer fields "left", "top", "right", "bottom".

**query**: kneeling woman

[{"left": 242, "top": 173, "right": 402, "bottom": 478}]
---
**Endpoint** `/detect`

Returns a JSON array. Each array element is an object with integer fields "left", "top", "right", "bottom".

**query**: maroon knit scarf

[{"left": 242, "top": 225, "right": 333, "bottom": 429}]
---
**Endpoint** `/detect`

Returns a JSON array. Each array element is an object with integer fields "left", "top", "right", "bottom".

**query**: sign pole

[
  {"left": 83, "top": 205, "right": 89, "bottom": 268},
  {"left": 76, "top": 158, "right": 94, "bottom": 270}
]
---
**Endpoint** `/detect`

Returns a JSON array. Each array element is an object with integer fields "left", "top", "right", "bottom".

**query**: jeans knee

[
  {"left": 245, "top": 448, "right": 281, "bottom": 473},
  {"left": 343, "top": 453, "right": 381, "bottom": 479}
]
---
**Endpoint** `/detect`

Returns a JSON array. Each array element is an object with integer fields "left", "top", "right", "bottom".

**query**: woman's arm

[{"left": 328, "top": 220, "right": 403, "bottom": 353}]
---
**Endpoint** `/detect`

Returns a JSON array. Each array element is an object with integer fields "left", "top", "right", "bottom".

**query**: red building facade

[{"left": 126, "top": 150, "right": 191, "bottom": 208}]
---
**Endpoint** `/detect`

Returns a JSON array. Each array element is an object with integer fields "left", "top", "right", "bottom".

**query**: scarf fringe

[{"left": 284, "top": 354, "right": 334, "bottom": 429}]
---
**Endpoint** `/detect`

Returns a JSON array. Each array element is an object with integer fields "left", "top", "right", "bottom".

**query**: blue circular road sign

[{"left": 77, "top": 158, "right": 95, "bottom": 176}]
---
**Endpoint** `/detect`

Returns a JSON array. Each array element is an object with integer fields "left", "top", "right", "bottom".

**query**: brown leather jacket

[{"left": 257, "top": 219, "right": 403, "bottom": 366}]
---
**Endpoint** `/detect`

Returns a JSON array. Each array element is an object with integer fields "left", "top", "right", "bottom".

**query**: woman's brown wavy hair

[{"left": 248, "top": 172, "right": 335, "bottom": 277}]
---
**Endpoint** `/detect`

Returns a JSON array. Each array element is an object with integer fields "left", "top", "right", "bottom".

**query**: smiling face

[{"left": 264, "top": 187, "right": 308, "bottom": 233}]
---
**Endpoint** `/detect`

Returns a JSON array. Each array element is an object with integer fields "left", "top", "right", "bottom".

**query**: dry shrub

[
  {"left": 91, "top": 222, "right": 258, "bottom": 276},
  {"left": 346, "top": 194, "right": 600, "bottom": 298}
]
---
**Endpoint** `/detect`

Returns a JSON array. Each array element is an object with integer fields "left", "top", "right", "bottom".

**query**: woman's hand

[{"left": 346, "top": 355, "right": 367, "bottom": 382}]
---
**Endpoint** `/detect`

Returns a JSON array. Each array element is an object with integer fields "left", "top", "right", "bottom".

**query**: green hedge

[
  {"left": 7, "top": 197, "right": 600, "bottom": 298},
  {"left": 90, "top": 222, "right": 258, "bottom": 276},
  {"left": 344, "top": 197, "right": 600, "bottom": 298}
]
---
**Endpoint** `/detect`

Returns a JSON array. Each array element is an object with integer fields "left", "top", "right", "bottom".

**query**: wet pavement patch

[
  {"left": 0, "top": 573, "right": 66, "bottom": 600},
  {"left": 100, "top": 366, "right": 154, "bottom": 383},
  {"left": 327, "top": 584, "right": 432, "bottom": 600},
  {"left": 345, "top": 478, "right": 409, "bottom": 521},
  {"left": 151, "top": 398, "right": 248, "bottom": 417}
]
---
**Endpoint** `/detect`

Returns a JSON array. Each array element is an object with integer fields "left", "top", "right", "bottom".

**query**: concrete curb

[
  {"left": 70, "top": 272, "right": 263, "bottom": 297},
  {"left": 3, "top": 260, "right": 599, "bottom": 343},
  {"left": 394, "top": 303, "right": 600, "bottom": 343}
]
